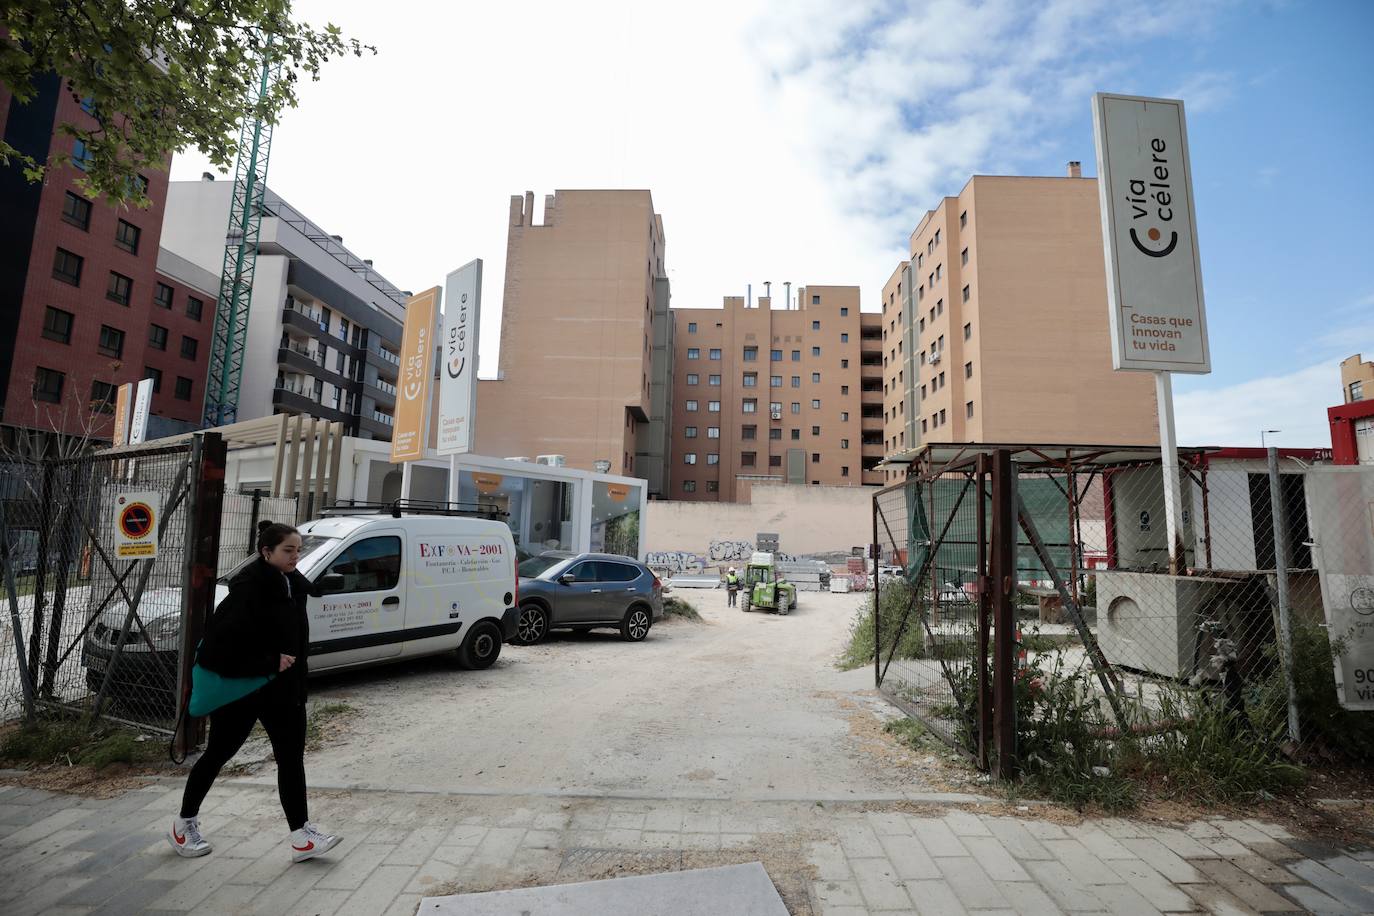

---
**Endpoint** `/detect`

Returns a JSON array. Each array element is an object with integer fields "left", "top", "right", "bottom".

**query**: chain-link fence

[
  {"left": 219, "top": 489, "right": 299, "bottom": 577},
  {"left": 873, "top": 446, "right": 1374, "bottom": 779}
]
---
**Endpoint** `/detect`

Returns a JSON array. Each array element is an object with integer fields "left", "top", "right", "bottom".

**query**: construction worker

[{"left": 725, "top": 567, "right": 739, "bottom": 607}]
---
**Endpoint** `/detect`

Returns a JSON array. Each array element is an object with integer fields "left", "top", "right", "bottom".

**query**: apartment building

[
  {"left": 476, "top": 191, "right": 672, "bottom": 494},
  {"left": 1330, "top": 353, "right": 1374, "bottom": 465},
  {"left": 161, "top": 178, "right": 407, "bottom": 439},
  {"left": 0, "top": 76, "right": 208, "bottom": 440},
  {"left": 670, "top": 287, "right": 884, "bottom": 502},
  {"left": 882, "top": 168, "right": 1158, "bottom": 477},
  {"left": 1340, "top": 354, "right": 1373, "bottom": 404}
]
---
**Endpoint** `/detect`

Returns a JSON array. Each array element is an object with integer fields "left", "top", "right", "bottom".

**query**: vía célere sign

[
  {"left": 1092, "top": 93, "right": 1211, "bottom": 374},
  {"left": 390, "top": 287, "right": 440, "bottom": 463}
]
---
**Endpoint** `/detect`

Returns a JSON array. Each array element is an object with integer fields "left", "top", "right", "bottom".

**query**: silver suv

[{"left": 514, "top": 552, "right": 663, "bottom": 644}]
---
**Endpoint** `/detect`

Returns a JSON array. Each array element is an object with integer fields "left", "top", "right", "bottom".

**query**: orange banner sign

[{"left": 390, "top": 287, "right": 440, "bottom": 463}]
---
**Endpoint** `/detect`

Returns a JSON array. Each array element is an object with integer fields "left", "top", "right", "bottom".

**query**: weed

[
  {"left": 663, "top": 596, "right": 701, "bottom": 620},
  {"left": 304, "top": 700, "right": 356, "bottom": 750},
  {"left": 837, "top": 579, "right": 928, "bottom": 670},
  {"left": 1, "top": 717, "right": 159, "bottom": 769},
  {"left": 883, "top": 716, "right": 930, "bottom": 751},
  {"left": 1258, "top": 622, "right": 1374, "bottom": 763}
]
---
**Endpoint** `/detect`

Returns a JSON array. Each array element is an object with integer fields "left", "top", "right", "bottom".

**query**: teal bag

[{"left": 188, "top": 643, "right": 274, "bottom": 716}]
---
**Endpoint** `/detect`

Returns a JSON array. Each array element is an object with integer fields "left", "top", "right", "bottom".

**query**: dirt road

[{"left": 300, "top": 587, "right": 932, "bottom": 801}]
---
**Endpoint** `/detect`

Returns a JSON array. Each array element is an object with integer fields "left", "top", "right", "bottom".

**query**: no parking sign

[{"left": 114, "top": 491, "right": 161, "bottom": 559}]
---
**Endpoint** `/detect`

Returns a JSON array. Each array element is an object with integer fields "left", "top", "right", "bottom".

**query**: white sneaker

[
  {"left": 289, "top": 822, "right": 342, "bottom": 862},
  {"left": 167, "top": 816, "right": 212, "bottom": 857}
]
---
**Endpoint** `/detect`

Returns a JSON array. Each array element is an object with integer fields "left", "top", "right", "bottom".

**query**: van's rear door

[
  {"left": 308, "top": 529, "right": 406, "bottom": 669},
  {"left": 404, "top": 525, "right": 513, "bottom": 649}
]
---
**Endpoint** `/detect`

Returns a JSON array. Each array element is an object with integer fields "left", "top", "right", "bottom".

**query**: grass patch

[
  {"left": 0, "top": 717, "right": 161, "bottom": 770},
  {"left": 883, "top": 716, "right": 930, "bottom": 750},
  {"left": 304, "top": 700, "right": 356, "bottom": 750},
  {"left": 838, "top": 579, "right": 927, "bottom": 670},
  {"left": 662, "top": 596, "right": 701, "bottom": 620}
]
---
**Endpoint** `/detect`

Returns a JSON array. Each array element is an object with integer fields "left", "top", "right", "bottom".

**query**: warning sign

[{"left": 114, "top": 491, "right": 161, "bottom": 559}]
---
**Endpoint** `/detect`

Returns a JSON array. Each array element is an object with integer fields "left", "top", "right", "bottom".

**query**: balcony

[
  {"left": 282, "top": 306, "right": 327, "bottom": 338},
  {"left": 271, "top": 385, "right": 350, "bottom": 425},
  {"left": 370, "top": 343, "right": 401, "bottom": 379},
  {"left": 358, "top": 411, "right": 394, "bottom": 439},
  {"left": 364, "top": 376, "right": 396, "bottom": 407}
]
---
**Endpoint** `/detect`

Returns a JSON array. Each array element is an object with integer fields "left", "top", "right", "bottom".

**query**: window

[
  {"left": 154, "top": 283, "right": 173, "bottom": 309},
  {"left": 90, "top": 379, "right": 117, "bottom": 413},
  {"left": 919, "top": 317, "right": 925, "bottom": 332},
  {"left": 175, "top": 376, "right": 193, "bottom": 400},
  {"left": 965, "top": 361, "right": 973, "bottom": 379},
  {"left": 688, "top": 348, "right": 700, "bottom": 359},
  {"left": 940, "top": 408, "right": 947, "bottom": 424},
  {"left": 708, "top": 426, "right": 720, "bottom": 438},
  {"left": 148, "top": 324, "right": 168, "bottom": 350},
  {"left": 685, "top": 399, "right": 698, "bottom": 412},
  {"left": 841, "top": 359, "right": 849, "bottom": 369},
  {"left": 41, "top": 307, "right": 74, "bottom": 344},
  {"left": 934, "top": 228, "right": 941, "bottom": 246},
  {"left": 770, "top": 401, "right": 781, "bottom": 415},
  {"left": 936, "top": 264, "right": 943, "bottom": 281},
  {"left": 685, "top": 426, "right": 698, "bottom": 438},
  {"left": 771, "top": 349, "right": 783, "bottom": 361},
  {"left": 963, "top": 323, "right": 972, "bottom": 340},
  {"left": 709, "top": 348, "right": 721, "bottom": 360},
  {"left": 706, "top": 480, "right": 719, "bottom": 492},
  {"left": 769, "top": 428, "right": 781, "bottom": 440},
  {"left": 686, "top": 373, "right": 699, "bottom": 385},
  {"left": 769, "top": 455, "right": 782, "bottom": 467},
  {"left": 918, "top": 253, "right": 924, "bottom": 268},
  {"left": 743, "top": 346, "right": 758, "bottom": 361},
  {"left": 186, "top": 296, "right": 204, "bottom": 321},
  {"left": 708, "top": 400, "right": 720, "bottom": 412},
  {"left": 960, "top": 210, "right": 967, "bottom": 228},
  {"left": 922, "top": 419, "right": 928, "bottom": 433},
  {"left": 961, "top": 247, "right": 968, "bottom": 266},
  {"left": 811, "top": 399, "right": 821, "bottom": 409},
  {"left": 61, "top": 192, "right": 91, "bottom": 230},
  {"left": 812, "top": 294, "right": 820, "bottom": 305},
  {"left": 811, "top": 346, "right": 821, "bottom": 357},
  {"left": 811, "top": 372, "right": 820, "bottom": 383},
  {"left": 811, "top": 320, "right": 820, "bottom": 331},
  {"left": 106, "top": 271, "right": 132, "bottom": 306},
  {"left": 841, "top": 411, "right": 849, "bottom": 421},
  {"left": 53, "top": 248, "right": 83, "bottom": 285},
  {"left": 967, "top": 401, "right": 974, "bottom": 418},
  {"left": 707, "top": 453, "right": 720, "bottom": 465},
  {"left": 791, "top": 350, "right": 801, "bottom": 361},
  {"left": 791, "top": 402, "right": 800, "bottom": 414},
  {"left": 688, "top": 322, "right": 697, "bottom": 333},
  {"left": 180, "top": 335, "right": 198, "bottom": 360},
  {"left": 114, "top": 219, "right": 140, "bottom": 254},
  {"left": 962, "top": 285, "right": 970, "bottom": 303},
  {"left": 683, "top": 453, "right": 697, "bottom": 465},
  {"left": 709, "top": 374, "right": 721, "bottom": 386},
  {"left": 145, "top": 366, "right": 162, "bottom": 393},
  {"left": 811, "top": 453, "right": 820, "bottom": 463},
  {"left": 791, "top": 376, "right": 800, "bottom": 388},
  {"left": 842, "top": 466, "right": 850, "bottom": 477},
  {"left": 918, "top": 285, "right": 924, "bottom": 301},
  {"left": 741, "top": 452, "right": 756, "bottom": 467},
  {"left": 811, "top": 425, "right": 820, "bottom": 436},
  {"left": 841, "top": 385, "right": 849, "bottom": 396},
  {"left": 840, "top": 307, "right": 849, "bottom": 316},
  {"left": 1350, "top": 381, "right": 1364, "bottom": 401},
  {"left": 72, "top": 139, "right": 92, "bottom": 171},
  {"left": 937, "top": 299, "right": 943, "bottom": 316},
  {"left": 770, "top": 375, "right": 782, "bottom": 387},
  {"left": 841, "top": 438, "right": 850, "bottom": 449},
  {"left": 791, "top": 429, "right": 800, "bottom": 440},
  {"left": 742, "top": 425, "right": 757, "bottom": 440},
  {"left": 682, "top": 480, "right": 697, "bottom": 493},
  {"left": 742, "top": 372, "right": 757, "bottom": 387},
  {"left": 97, "top": 324, "right": 125, "bottom": 358},
  {"left": 841, "top": 333, "right": 849, "bottom": 343},
  {"left": 742, "top": 398, "right": 757, "bottom": 413}
]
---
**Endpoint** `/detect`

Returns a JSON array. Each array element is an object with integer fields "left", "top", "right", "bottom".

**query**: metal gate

[{"left": 1, "top": 434, "right": 226, "bottom": 735}]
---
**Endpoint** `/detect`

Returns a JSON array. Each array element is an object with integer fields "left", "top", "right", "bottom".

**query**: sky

[{"left": 168, "top": 0, "right": 1374, "bottom": 450}]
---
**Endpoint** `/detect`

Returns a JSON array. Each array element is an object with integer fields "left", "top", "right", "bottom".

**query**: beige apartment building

[
  {"left": 881, "top": 168, "right": 1159, "bottom": 479},
  {"left": 1340, "top": 353, "right": 1373, "bottom": 403},
  {"left": 475, "top": 190, "right": 673, "bottom": 495},
  {"left": 670, "top": 287, "right": 884, "bottom": 502}
]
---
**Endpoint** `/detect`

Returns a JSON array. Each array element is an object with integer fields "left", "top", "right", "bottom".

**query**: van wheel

[
  {"left": 621, "top": 606, "right": 652, "bottom": 642},
  {"left": 458, "top": 621, "right": 503, "bottom": 669},
  {"left": 513, "top": 603, "right": 549, "bottom": 645}
]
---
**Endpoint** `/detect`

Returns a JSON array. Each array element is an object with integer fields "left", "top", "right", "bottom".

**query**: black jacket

[{"left": 198, "top": 557, "right": 311, "bottom": 703}]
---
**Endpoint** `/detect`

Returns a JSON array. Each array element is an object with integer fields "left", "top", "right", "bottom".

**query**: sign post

[
  {"left": 437, "top": 260, "right": 483, "bottom": 504},
  {"left": 391, "top": 287, "right": 441, "bottom": 499},
  {"left": 1093, "top": 93, "right": 1211, "bottom": 573}
]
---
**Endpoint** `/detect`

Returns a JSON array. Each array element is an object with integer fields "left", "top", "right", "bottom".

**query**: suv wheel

[
  {"left": 620, "top": 606, "right": 652, "bottom": 642},
  {"left": 458, "top": 621, "right": 503, "bottom": 669},
  {"left": 513, "top": 603, "right": 549, "bottom": 645}
]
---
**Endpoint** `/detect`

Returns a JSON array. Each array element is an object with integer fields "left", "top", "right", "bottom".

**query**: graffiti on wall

[
  {"left": 644, "top": 551, "right": 706, "bottom": 574},
  {"left": 708, "top": 539, "right": 755, "bottom": 561}
]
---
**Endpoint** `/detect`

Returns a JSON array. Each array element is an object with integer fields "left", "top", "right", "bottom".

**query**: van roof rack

[{"left": 321, "top": 499, "right": 509, "bottom": 520}]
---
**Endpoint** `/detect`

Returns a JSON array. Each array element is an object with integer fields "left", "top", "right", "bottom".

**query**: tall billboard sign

[
  {"left": 129, "top": 378, "right": 154, "bottom": 445},
  {"left": 111, "top": 383, "right": 133, "bottom": 447},
  {"left": 436, "top": 260, "right": 482, "bottom": 456},
  {"left": 1092, "top": 93, "right": 1211, "bottom": 374},
  {"left": 390, "top": 287, "right": 440, "bottom": 464}
]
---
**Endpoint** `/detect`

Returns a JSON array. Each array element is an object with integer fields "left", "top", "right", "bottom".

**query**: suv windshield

[
  {"left": 218, "top": 534, "right": 338, "bottom": 583},
  {"left": 518, "top": 554, "right": 568, "bottom": 578}
]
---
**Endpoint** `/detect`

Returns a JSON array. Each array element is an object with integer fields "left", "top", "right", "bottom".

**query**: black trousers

[{"left": 181, "top": 686, "right": 308, "bottom": 830}]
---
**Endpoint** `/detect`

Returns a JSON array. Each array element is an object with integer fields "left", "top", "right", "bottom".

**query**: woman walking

[{"left": 168, "top": 521, "right": 341, "bottom": 863}]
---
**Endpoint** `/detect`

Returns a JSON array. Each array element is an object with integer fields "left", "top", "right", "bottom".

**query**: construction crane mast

[{"left": 202, "top": 53, "right": 281, "bottom": 428}]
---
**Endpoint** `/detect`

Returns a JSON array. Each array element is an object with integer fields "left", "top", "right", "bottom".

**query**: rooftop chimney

[
  {"left": 331, "top": 234, "right": 343, "bottom": 243},
  {"left": 1067, "top": 161, "right": 1082, "bottom": 179},
  {"left": 201, "top": 172, "right": 215, "bottom": 181},
  {"left": 363, "top": 259, "right": 373, "bottom": 267}
]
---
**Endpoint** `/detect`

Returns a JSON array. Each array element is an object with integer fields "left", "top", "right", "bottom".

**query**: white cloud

[
  {"left": 1174, "top": 361, "right": 1345, "bottom": 449},
  {"left": 166, "top": 0, "right": 1227, "bottom": 379},
  {"left": 1166, "top": 70, "right": 1236, "bottom": 113}
]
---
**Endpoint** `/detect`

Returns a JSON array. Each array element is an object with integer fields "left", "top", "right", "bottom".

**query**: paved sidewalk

[{"left": 1, "top": 778, "right": 1372, "bottom": 915}]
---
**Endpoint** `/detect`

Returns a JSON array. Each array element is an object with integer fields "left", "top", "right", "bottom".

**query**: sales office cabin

[{"left": 222, "top": 435, "right": 649, "bottom": 561}]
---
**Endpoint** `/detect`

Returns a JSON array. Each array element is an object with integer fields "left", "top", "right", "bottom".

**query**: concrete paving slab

[{"left": 419, "top": 862, "right": 788, "bottom": 915}]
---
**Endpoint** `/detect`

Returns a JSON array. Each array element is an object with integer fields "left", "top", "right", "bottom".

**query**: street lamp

[{"left": 1261, "top": 429, "right": 1281, "bottom": 448}]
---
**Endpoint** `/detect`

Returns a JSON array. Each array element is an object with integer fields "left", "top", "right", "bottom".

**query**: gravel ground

[{"left": 293, "top": 587, "right": 936, "bottom": 800}]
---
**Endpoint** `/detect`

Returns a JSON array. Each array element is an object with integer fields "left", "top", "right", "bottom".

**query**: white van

[{"left": 81, "top": 511, "right": 519, "bottom": 691}]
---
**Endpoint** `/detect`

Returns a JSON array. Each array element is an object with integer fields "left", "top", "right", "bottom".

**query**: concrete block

[
  {"left": 902, "top": 879, "right": 968, "bottom": 916},
  {"left": 334, "top": 865, "right": 417, "bottom": 916},
  {"left": 1105, "top": 858, "right": 1196, "bottom": 912},
  {"left": 1025, "top": 860, "right": 1107, "bottom": 912},
  {"left": 1119, "top": 838, "right": 1205, "bottom": 884},
  {"left": 837, "top": 822, "right": 887, "bottom": 859},
  {"left": 986, "top": 818, "right": 1054, "bottom": 861},
  {"left": 878, "top": 834, "right": 942, "bottom": 881},
  {"left": 1193, "top": 858, "right": 1304, "bottom": 913},
  {"left": 851, "top": 857, "right": 916, "bottom": 910},
  {"left": 1285, "top": 859, "right": 1374, "bottom": 913},
  {"left": 942, "top": 809, "right": 993, "bottom": 837},
  {"left": 807, "top": 842, "right": 852, "bottom": 882},
  {"left": 909, "top": 818, "right": 968, "bottom": 858},
  {"left": 1042, "top": 839, "right": 1123, "bottom": 885},
  {"left": 959, "top": 836, "right": 1030, "bottom": 882}
]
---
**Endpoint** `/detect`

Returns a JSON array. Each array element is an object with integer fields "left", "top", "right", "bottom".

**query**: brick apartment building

[
  {"left": 0, "top": 75, "right": 209, "bottom": 441},
  {"left": 881, "top": 167, "right": 1160, "bottom": 480},
  {"left": 670, "top": 287, "right": 884, "bottom": 502},
  {"left": 476, "top": 191, "right": 673, "bottom": 495}
]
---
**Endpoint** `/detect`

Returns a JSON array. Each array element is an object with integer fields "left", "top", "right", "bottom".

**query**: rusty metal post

[
  {"left": 990, "top": 449, "right": 1017, "bottom": 779},
  {"left": 872, "top": 492, "right": 881, "bottom": 689},
  {"left": 174, "top": 433, "right": 227, "bottom": 759}
]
